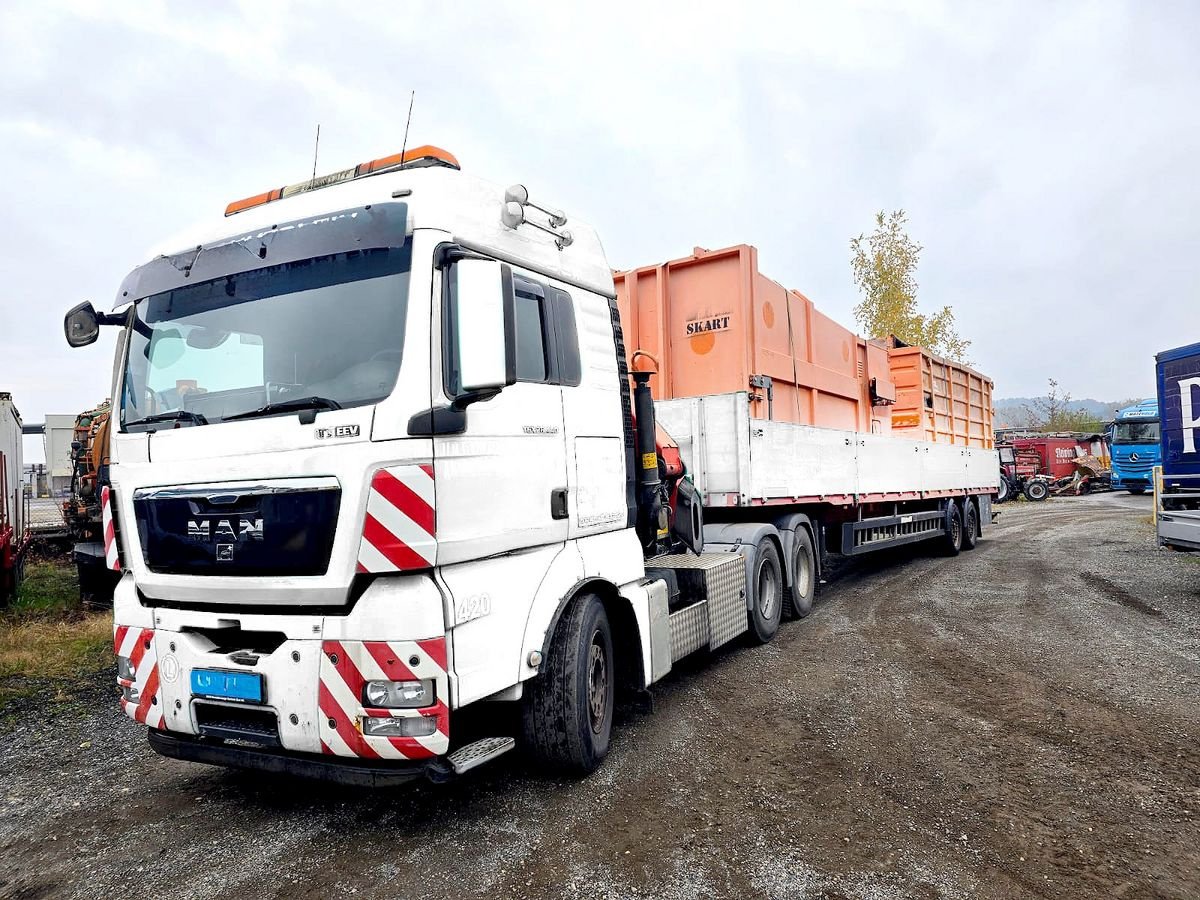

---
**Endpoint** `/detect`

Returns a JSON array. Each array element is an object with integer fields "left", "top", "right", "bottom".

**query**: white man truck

[{"left": 64, "top": 146, "right": 998, "bottom": 784}]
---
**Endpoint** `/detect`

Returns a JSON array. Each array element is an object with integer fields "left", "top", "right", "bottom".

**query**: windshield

[
  {"left": 121, "top": 245, "right": 411, "bottom": 429},
  {"left": 1113, "top": 420, "right": 1160, "bottom": 444}
]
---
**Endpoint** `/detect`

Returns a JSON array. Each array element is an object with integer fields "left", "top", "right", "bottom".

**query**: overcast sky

[{"left": 3, "top": 0, "right": 1199, "bottom": 462}]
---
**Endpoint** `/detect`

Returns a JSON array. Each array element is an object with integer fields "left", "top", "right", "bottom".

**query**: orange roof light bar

[{"left": 224, "top": 144, "right": 460, "bottom": 217}]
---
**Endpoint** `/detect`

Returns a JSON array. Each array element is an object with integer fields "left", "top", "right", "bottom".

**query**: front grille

[
  {"left": 194, "top": 701, "right": 280, "bottom": 746},
  {"left": 1117, "top": 460, "right": 1152, "bottom": 475},
  {"left": 134, "top": 480, "right": 340, "bottom": 576}
]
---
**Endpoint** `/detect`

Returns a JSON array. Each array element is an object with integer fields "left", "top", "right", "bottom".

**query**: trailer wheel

[
  {"left": 782, "top": 528, "right": 816, "bottom": 620},
  {"left": 747, "top": 539, "right": 783, "bottom": 643},
  {"left": 941, "top": 502, "right": 964, "bottom": 556},
  {"left": 1024, "top": 480, "right": 1049, "bottom": 502},
  {"left": 521, "top": 594, "right": 614, "bottom": 775},
  {"left": 996, "top": 477, "right": 1012, "bottom": 503},
  {"left": 962, "top": 500, "right": 980, "bottom": 550}
]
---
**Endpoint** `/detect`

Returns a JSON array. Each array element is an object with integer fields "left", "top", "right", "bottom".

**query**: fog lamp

[
  {"left": 364, "top": 679, "right": 434, "bottom": 709},
  {"left": 362, "top": 715, "right": 438, "bottom": 738}
]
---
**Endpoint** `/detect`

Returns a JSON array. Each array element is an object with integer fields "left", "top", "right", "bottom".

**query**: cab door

[
  {"left": 432, "top": 271, "right": 569, "bottom": 565},
  {"left": 432, "top": 263, "right": 572, "bottom": 704}
]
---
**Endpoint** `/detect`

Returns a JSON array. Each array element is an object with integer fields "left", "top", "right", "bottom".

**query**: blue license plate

[{"left": 190, "top": 669, "right": 264, "bottom": 703}]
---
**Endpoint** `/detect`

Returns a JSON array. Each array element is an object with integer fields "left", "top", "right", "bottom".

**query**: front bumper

[{"left": 148, "top": 728, "right": 445, "bottom": 787}]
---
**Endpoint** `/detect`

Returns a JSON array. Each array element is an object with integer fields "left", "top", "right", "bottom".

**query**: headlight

[
  {"left": 364, "top": 679, "right": 435, "bottom": 709},
  {"left": 117, "top": 656, "right": 136, "bottom": 681},
  {"left": 362, "top": 715, "right": 438, "bottom": 738}
]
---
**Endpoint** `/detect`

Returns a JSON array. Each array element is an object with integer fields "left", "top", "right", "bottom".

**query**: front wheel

[
  {"left": 522, "top": 594, "right": 614, "bottom": 775},
  {"left": 1024, "top": 480, "right": 1050, "bottom": 501}
]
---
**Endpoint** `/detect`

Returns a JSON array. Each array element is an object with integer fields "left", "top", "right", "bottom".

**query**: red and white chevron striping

[
  {"left": 356, "top": 464, "right": 436, "bottom": 573},
  {"left": 101, "top": 485, "right": 120, "bottom": 571},
  {"left": 114, "top": 625, "right": 163, "bottom": 728},
  {"left": 318, "top": 637, "right": 449, "bottom": 760}
]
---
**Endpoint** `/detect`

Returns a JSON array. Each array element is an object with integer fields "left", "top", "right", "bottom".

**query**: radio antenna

[
  {"left": 310, "top": 123, "right": 321, "bottom": 185},
  {"left": 399, "top": 91, "right": 415, "bottom": 168}
]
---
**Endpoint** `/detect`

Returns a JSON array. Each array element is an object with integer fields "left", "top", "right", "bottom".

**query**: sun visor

[{"left": 113, "top": 202, "right": 409, "bottom": 309}]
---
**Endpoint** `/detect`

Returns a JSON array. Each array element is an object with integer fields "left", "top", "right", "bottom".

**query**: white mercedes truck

[{"left": 64, "top": 146, "right": 997, "bottom": 783}]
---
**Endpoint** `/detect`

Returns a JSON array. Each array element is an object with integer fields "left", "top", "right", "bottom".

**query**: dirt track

[{"left": 2, "top": 494, "right": 1198, "bottom": 899}]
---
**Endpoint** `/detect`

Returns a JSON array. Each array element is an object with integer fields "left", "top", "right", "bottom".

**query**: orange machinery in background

[{"left": 612, "top": 243, "right": 993, "bottom": 448}]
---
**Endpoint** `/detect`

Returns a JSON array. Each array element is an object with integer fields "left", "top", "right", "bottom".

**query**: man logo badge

[
  {"left": 316, "top": 424, "right": 360, "bottom": 440},
  {"left": 216, "top": 544, "right": 235, "bottom": 562}
]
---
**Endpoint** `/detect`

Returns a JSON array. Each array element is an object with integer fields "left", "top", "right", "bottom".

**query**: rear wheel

[
  {"left": 996, "top": 476, "right": 1012, "bottom": 503},
  {"left": 942, "top": 502, "right": 964, "bottom": 556},
  {"left": 522, "top": 594, "right": 614, "bottom": 775},
  {"left": 782, "top": 528, "right": 816, "bottom": 620},
  {"left": 747, "top": 539, "right": 783, "bottom": 643},
  {"left": 962, "top": 500, "right": 979, "bottom": 550},
  {"left": 1024, "top": 480, "right": 1049, "bottom": 501}
]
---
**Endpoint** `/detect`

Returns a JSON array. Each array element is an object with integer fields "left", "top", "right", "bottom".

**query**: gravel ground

[{"left": 1, "top": 493, "right": 1198, "bottom": 899}]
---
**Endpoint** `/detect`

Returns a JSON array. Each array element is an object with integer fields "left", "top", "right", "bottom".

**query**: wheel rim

[
  {"left": 586, "top": 635, "right": 609, "bottom": 735},
  {"left": 795, "top": 548, "right": 812, "bottom": 600},
  {"left": 758, "top": 558, "right": 779, "bottom": 619},
  {"left": 951, "top": 513, "right": 962, "bottom": 546}
]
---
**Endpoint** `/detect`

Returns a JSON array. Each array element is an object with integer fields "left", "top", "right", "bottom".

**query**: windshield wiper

[
  {"left": 222, "top": 396, "right": 343, "bottom": 423},
  {"left": 125, "top": 410, "right": 209, "bottom": 429}
]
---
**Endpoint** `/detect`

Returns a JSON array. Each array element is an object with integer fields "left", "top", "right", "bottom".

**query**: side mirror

[
  {"left": 451, "top": 258, "right": 515, "bottom": 395},
  {"left": 64, "top": 301, "right": 101, "bottom": 348}
]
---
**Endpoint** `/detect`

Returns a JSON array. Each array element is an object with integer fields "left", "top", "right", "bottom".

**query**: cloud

[{"left": 2, "top": 0, "right": 1198, "bottom": 465}]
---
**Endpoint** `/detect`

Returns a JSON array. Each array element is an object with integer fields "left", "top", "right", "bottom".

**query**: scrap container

[
  {"left": 613, "top": 244, "right": 896, "bottom": 434},
  {"left": 886, "top": 343, "right": 994, "bottom": 448}
]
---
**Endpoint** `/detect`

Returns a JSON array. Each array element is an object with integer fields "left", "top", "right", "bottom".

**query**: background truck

[
  {"left": 1, "top": 392, "right": 29, "bottom": 603},
  {"left": 61, "top": 401, "right": 122, "bottom": 606},
  {"left": 1110, "top": 399, "right": 1160, "bottom": 493},
  {"left": 1155, "top": 342, "right": 1200, "bottom": 551},
  {"left": 63, "top": 145, "right": 998, "bottom": 784}
]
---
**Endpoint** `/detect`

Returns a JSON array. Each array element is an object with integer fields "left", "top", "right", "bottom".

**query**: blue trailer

[
  {"left": 1156, "top": 342, "right": 1200, "bottom": 551},
  {"left": 1110, "top": 398, "right": 1160, "bottom": 493}
]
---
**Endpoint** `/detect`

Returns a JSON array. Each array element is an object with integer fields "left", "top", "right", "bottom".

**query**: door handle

[{"left": 550, "top": 488, "right": 569, "bottom": 520}]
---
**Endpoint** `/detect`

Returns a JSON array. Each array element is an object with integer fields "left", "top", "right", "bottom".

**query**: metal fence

[{"left": 26, "top": 494, "right": 67, "bottom": 535}]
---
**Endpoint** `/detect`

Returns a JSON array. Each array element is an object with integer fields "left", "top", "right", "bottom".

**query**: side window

[{"left": 513, "top": 286, "right": 549, "bottom": 382}]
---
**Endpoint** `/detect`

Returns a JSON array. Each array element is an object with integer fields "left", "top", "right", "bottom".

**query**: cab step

[{"left": 447, "top": 736, "right": 516, "bottom": 775}]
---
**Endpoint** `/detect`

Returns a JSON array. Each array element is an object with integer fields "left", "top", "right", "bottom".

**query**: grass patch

[{"left": 1, "top": 558, "right": 112, "bottom": 706}]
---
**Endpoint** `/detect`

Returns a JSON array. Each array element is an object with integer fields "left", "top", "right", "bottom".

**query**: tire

[
  {"left": 522, "top": 594, "right": 614, "bottom": 775},
  {"left": 962, "top": 500, "right": 979, "bottom": 550},
  {"left": 942, "top": 502, "right": 964, "bottom": 556},
  {"left": 1128, "top": 486, "right": 1146, "bottom": 495},
  {"left": 996, "top": 476, "right": 1011, "bottom": 503},
  {"left": 782, "top": 528, "right": 816, "bottom": 620},
  {"left": 1024, "top": 480, "right": 1049, "bottom": 502},
  {"left": 747, "top": 538, "right": 783, "bottom": 643}
]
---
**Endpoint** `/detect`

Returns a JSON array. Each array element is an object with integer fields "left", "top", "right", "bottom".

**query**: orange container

[
  {"left": 614, "top": 245, "right": 896, "bottom": 433},
  {"left": 886, "top": 342, "right": 994, "bottom": 448}
]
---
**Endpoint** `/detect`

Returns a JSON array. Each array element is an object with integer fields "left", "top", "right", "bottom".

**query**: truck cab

[
  {"left": 64, "top": 147, "right": 662, "bottom": 780},
  {"left": 1110, "top": 399, "right": 1160, "bottom": 494}
]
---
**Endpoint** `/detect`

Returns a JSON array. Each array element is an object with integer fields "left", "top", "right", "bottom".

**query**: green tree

[
  {"left": 1025, "top": 379, "right": 1105, "bottom": 433},
  {"left": 850, "top": 210, "right": 971, "bottom": 361}
]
